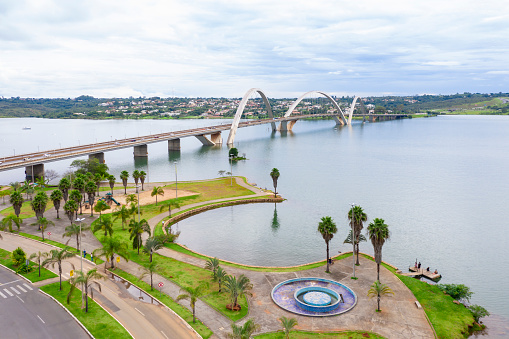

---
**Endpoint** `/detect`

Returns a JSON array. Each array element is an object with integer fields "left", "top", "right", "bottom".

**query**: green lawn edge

[
  {"left": 40, "top": 281, "right": 131, "bottom": 339},
  {"left": 109, "top": 267, "right": 213, "bottom": 339},
  {"left": 0, "top": 247, "right": 57, "bottom": 282},
  {"left": 255, "top": 330, "right": 386, "bottom": 338}
]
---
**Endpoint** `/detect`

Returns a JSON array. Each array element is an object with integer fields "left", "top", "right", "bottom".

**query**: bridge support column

[
  {"left": 370, "top": 116, "right": 377, "bottom": 123},
  {"left": 210, "top": 132, "right": 222, "bottom": 145},
  {"left": 333, "top": 116, "right": 345, "bottom": 126},
  {"left": 168, "top": 139, "right": 180, "bottom": 151},
  {"left": 195, "top": 132, "right": 222, "bottom": 146},
  {"left": 279, "top": 121, "right": 288, "bottom": 131},
  {"left": 287, "top": 120, "right": 298, "bottom": 131},
  {"left": 89, "top": 152, "right": 105, "bottom": 163},
  {"left": 133, "top": 144, "right": 148, "bottom": 157},
  {"left": 25, "top": 164, "right": 44, "bottom": 182}
]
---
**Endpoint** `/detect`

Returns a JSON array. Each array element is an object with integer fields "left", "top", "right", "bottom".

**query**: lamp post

[
  {"left": 75, "top": 217, "right": 85, "bottom": 308},
  {"left": 351, "top": 203, "right": 356, "bottom": 278},
  {"left": 174, "top": 161, "right": 178, "bottom": 200},
  {"left": 136, "top": 186, "right": 141, "bottom": 222}
]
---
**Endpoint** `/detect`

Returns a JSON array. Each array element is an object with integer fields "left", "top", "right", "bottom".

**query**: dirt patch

[{"left": 105, "top": 188, "right": 196, "bottom": 209}]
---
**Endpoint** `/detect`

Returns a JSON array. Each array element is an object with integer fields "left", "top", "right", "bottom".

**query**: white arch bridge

[{"left": 0, "top": 88, "right": 411, "bottom": 178}]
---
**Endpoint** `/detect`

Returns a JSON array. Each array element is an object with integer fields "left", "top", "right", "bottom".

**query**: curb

[
  {"left": 38, "top": 289, "right": 95, "bottom": 339},
  {"left": 0, "top": 263, "right": 32, "bottom": 283}
]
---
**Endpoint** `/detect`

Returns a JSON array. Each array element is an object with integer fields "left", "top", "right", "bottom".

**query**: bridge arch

[
  {"left": 282, "top": 91, "right": 348, "bottom": 127},
  {"left": 347, "top": 96, "right": 369, "bottom": 124},
  {"left": 227, "top": 88, "right": 276, "bottom": 145}
]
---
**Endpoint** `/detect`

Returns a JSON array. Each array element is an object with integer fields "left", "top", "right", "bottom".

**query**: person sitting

[
  {"left": 434, "top": 269, "right": 438, "bottom": 274},
  {"left": 426, "top": 267, "right": 430, "bottom": 272}
]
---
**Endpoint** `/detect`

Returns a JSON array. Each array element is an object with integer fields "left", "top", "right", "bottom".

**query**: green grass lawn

[
  {"left": 1, "top": 200, "right": 54, "bottom": 219},
  {"left": 255, "top": 330, "right": 386, "bottom": 338},
  {"left": 110, "top": 268, "right": 213, "bottom": 339},
  {"left": 40, "top": 281, "right": 131, "bottom": 339},
  {"left": 0, "top": 247, "right": 57, "bottom": 282}
]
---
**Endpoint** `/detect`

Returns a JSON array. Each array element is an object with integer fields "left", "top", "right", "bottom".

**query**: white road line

[
  {"left": 161, "top": 331, "right": 169, "bottom": 339},
  {"left": 23, "top": 283, "right": 33, "bottom": 291},
  {"left": 37, "top": 315, "right": 45, "bottom": 324},
  {"left": 134, "top": 307, "right": 145, "bottom": 316},
  {"left": 16, "top": 285, "right": 26, "bottom": 293},
  {"left": 0, "top": 291, "right": 6, "bottom": 298},
  {"left": 16, "top": 295, "right": 24, "bottom": 303},
  {"left": 0, "top": 279, "right": 20, "bottom": 286},
  {"left": 10, "top": 287, "right": 20, "bottom": 295},
  {"left": 3, "top": 289, "right": 13, "bottom": 296}
]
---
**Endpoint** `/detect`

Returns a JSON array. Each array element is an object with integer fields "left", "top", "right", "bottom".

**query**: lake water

[{"left": 1, "top": 116, "right": 508, "bottom": 332}]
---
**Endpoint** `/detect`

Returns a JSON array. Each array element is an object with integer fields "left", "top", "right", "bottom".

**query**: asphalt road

[{"left": 0, "top": 267, "right": 90, "bottom": 339}]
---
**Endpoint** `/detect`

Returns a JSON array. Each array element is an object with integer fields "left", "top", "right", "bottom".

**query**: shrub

[
  {"left": 468, "top": 304, "right": 490, "bottom": 323},
  {"left": 437, "top": 283, "right": 473, "bottom": 302},
  {"left": 16, "top": 263, "right": 33, "bottom": 274},
  {"left": 11, "top": 247, "right": 26, "bottom": 266}
]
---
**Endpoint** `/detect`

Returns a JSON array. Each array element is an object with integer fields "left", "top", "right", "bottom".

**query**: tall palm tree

[
  {"left": 94, "top": 200, "right": 110, "bottom": 220},
  {"left": 128, "top": 219, "right": 151, "bottom": 254},
  {"left": 176, "top": 283, "right": 209, "bottom": 323},
  {"left": 138, "top": 261, "right": 160, "bottom": 290},
  {"left": 159, "top": 199, "right": 180, "bottom": 219},
  {"left": 29, "top": 251, "right": 47, "bottom": 277},
  {"left": 216, "top": 266, "right": 228, "bottom": 293},
  {"left": 367, "top": 280, "right": 394, "bottom": 312},
  {"left": 67, "top": 269, "right": 105, "bottom": 312},
  {"left": 125, "top": 194, "right": 138, "bottom": 207},
  {"left": 42, "top": 247, "right": 75, "bottom": 290},
  {"left": 63, "top": 200, "right": 79, "bottom": 226},
  {"left": 1, "top": 214, "right": 23, "bottom": 233},
  {"left": 72, "top": 177, "right": 85, "bottom": 215},
  {"left": 63, "top": 222, "right": 91, "bottom": 251},
  {"left": 270, "top": 168, "right": 280, "bottom": 198},
  {"left": 85, "top": 181, "right": 97, "bottom": 217},
  {"left": 279, "top": 316, "right": 298, "bottom": 339},
  {"left": 120, "top": 171, "right": 129, "bottom": 195},
  {"left": 69, "top": 189, "right": 82, "bottom": 218},
  {"left": 139, "top": 171, "right": 147, "bottom": 191},
  {"left": 107, "top": 175, "right": 116, "bottom": 195},
  {"left": 367, "top": 218, "right": 390, "bottom": 282},
  {"left": 50, "top": 189, "right": 63, "bottom": 219},
  {"left": 31, "top": 217, "right": 54, "bottom": 240},
  {"left": 150, "top": 186, "right": 164, "bottom": 205},
  {"left": 31, "top": 191, "right": 49, "bottom": 220},
  {"left": 94, "top": 173, "right": 103, "bottom": 197},
  {"left": 143, "top": 237, "right": 162, "bottom": 262},
  {"left": 93, "top": 214, "right": 114, "bottom": 237},
  {"left": 205, "top": 257, "right": 220, "bottom": 281},
  {"left": 132, "top": 170, "right": 141, "bottom": 193},
  {"left": 223, "top": 274, "right": 253, "bottom": 310},
  {"left": 112, "top": 204, "right": 130, "bottom": 230},
  {"left": 228, "top": 319, "right": 260, "bottom": 339},
  {"left": 9, "top": 191, "right": 24, "bottom": 218},
  {"left": 59, "top": 177, "right": 71, "bottom": 202},
  {"left": 348, "top": 205, "right": 368, "bottom": 265},
  {"left": 317, "top": 216, "right": 337, "bottom": 273},
  {"left": 92, "top": 236, "right": 130, "bottom": 269}
]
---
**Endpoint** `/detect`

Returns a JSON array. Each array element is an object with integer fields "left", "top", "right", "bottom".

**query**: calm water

[{"left": 1, "top": 116, "right": 508, "bottom": 328}]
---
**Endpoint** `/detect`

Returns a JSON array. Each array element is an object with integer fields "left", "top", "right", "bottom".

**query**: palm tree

[
  {"left": 42, "top": 247, "right": 75, "bottom": 290},
  {"left": 63, "top": 222, "right": 91, "bottom": 251},
  {"left": 139, "top": 171, "right": 147, "bottom": 191},
  {"left": 72, "top": 177, "right": 85, "bottom": 215},
  {"left": 9, "top": 181, "right": 20, "bottom": 191},
  {"left": 125, "top": 194, "right": 138, "bottom": 207},
  {"left": 59, "top": 177, "right": 71, "bottom": 202},
  {"left": 31, "top": 191, "right": 49, "bottom": 220},
  {"left": 132, "top": 170, "right": 141, "bottom": 193},
  {"left": 92, "top": 236, "right": 129, "bottom": 269},
  {"left": 93, "top": 214, "right": 114, "bottom": 237},
  {"left": 1, "top": 214, "right": 23, "bottom": 232},
  {"left": 63, "top": 200, "right": 79, "bottom": 226},
  {"left": 216, "top": 266, "right": 228, "bottom": 293},
  {"left": 228, "top": 319, "right": 260, "bottom": 339},
  {"left": 159, "top": 199, "right": 180, "bottom": 219},
  {"left": 270, "top": 168, "right": 280, "bottom": 197},
  {"left": 205, "top": 257, "right": 220, "bottom": 281},
  {"left": 67, "top": 269, "right": 105, "bottom": 312},
  {"left": 176, "top": 283, "right": 209, "bottom": 323},
  {"left": 128, "top": 219, "right": 151, "bottom": 254},
  {"left": 94, "top": 200, "right": 111, "bottom": 220},
  {"left": 223, "top": 274, "right": 252, "bottom": 310},
  {"left": 138, "top": 261, "right": 160, "bottom": 290},
  {"left": 143, "top": 237, "right": 162, "bottom": 262},
  {"left": 94, "top": 173, "right": 103, "bottom": 197},
  {"left": 343, "top": 229, "right": 367, "bottom": 264},
  {"left": 279, "top": 316, "right": 298, "bottom": 339},
  {"left": 29, "top": 251, "right": 47, "bottom": 277},
  {"left": 107, "top": 175, "right": 116, "bottom": 195},
  {"left": 50, "top": 189, "right": 63, "bottom": 219},
  {"left": 120, "top": 171, "right": 129, "bottom": 195},
  {"left": 367, "top": 280, "right": 394, "bottom": 312},
  {"left": 85, "top": 181, "right": 97, "bottom": 217},
  {"left": 9, "top": 191, "right": 24, "bottom": 218},
  {"left": 317, "top": 216, "right": 337, "bottom": 273},
  {"left": 151, "top": 186, "right": 164, "bottom": 205},
  {"left": 112, "top": 204, "right": 130, "bottom": 230},
  {"left": 367, "top": 218, "right": 390, "bottom": 282},
  {"left": 31, "top": 217, "right": 54, "bottom": 240},
  {"left": 69, "top": 189, "right": 82, "bottom": 218},
  {"left": 348, "top": 205, "right": 368, "bottom": 265}
]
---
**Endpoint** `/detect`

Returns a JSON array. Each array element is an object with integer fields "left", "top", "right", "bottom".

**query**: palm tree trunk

[
  {"left": 41, "top": 228, "right": 45, "bottom": 241},
  {"left": 377, "top": 263, "right": 380, "bottom": 282},
  {"left": 38, "top": 263, "right": 41, "bottom": 277},
  {"left": 58, "top": 265, "right": 62, "bottom": 290},
  {"left": 192, "top": 307, "right": 195, "bottom": 323},
  {"left": 150, "top": 272, "right": 153, "bottom": 290},
  {"left": 76, "top": 234, "right": 79, "bottom": 251},
  {"left": 56, "top": 208, "right": 60, "bottom": 219},
  {"left": 325, "top": 241, "right": 330, "bottom": 273},
  {"left": 355, "top": 243, "right": 360, "bottom": 266},
  {"left": 85, "top": 286, "right": 89, "bottom": 312}
]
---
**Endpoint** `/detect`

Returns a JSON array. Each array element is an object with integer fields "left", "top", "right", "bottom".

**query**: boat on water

[{"left": 22, "top": 127, "right": 31, "bottom": 130}]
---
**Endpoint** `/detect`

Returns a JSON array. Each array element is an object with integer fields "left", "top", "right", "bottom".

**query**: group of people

[{"left": 414, "top": 260, "right": 438, "bottom": 274}]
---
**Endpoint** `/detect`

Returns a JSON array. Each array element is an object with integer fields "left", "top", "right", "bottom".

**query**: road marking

[
  {"left": 16, "top": 295, "right": 24, "bottom": 303},
  {"left": 23, "top": 283, "right": 33, "bottom": 291},
  {"left": 16, "top": 285, "right": 26, "bottom": 293},
  {"left": 3, "top": 289, "right": 13, "bottom": 296},
  {"left": 134, "top": 307, "right": 145, "bottom": 316},
  {"left": 10, "top": 287, "right": 20, "bottom": 295},
  {"left": 161, "top": 331, "right": 169, "bottom": 339},
  {"left": 37, "top": 315, "right": 45, "bottom": 324},
  {"left": 0, "top": 291, "right": 6, "bottom": 298},
  {"left": 0, "top": 279, "right": 20, "bottom": 286}
]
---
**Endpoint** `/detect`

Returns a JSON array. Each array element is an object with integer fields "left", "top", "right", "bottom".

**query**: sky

[{"left": 0, "top": 0, "right": 508, "bottom": 98}]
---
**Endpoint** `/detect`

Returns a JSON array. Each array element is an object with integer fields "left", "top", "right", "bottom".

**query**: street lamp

[
  {"left": 174, "top": 161, "right": 178, "bottom": 200},
  {"left": 75, "top": 217, "right": 85, "bottom": 308},
  {"left": 351, "top": 203, "right": 356, "bottom": 278}
]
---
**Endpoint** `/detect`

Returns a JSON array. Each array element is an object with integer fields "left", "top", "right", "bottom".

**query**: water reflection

[{"left": 271, "top": 204, "right": 280, "bottom": 232}]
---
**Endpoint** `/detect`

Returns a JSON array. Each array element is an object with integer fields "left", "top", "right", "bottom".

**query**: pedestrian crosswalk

[{"left": 0, "top": 283, "right": 34, "bottom": 299}]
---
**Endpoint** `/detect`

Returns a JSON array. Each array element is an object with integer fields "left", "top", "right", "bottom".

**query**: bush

[
  {"left": 437, "top": 283, "right": 473, "bottom": 302},
  {"left": 11, "top": 247, "right": 26, "bottom": 266},
  {"left": 468, "top": 304, "right": 490, "bottom": 323},
  {"left": 16, "top": 263, "right": 33, "bottom": 274},
  {"left": 228, "top": 148, "right": 239, "bottom": 158}
]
